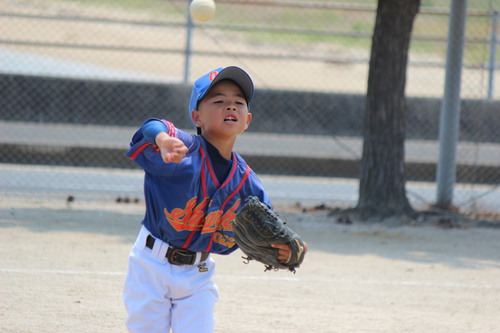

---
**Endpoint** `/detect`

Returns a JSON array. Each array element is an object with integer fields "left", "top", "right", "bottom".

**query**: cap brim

[{"left": 204, "top": 66, "right": 254, "bottom": 105}]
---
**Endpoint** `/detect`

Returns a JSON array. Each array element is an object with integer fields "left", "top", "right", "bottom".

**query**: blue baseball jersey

[{"left": 126, "top": 118, "right": 272, "bottom": 255}]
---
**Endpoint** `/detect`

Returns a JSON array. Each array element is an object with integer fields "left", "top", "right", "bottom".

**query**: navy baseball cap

[{"left": 188, "top": 66, "right": 254, "bottom": 129}]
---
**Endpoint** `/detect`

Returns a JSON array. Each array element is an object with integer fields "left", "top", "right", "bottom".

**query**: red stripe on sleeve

[
  {"left": 160, "top": 120, "right": 177, "bottom": 137},
  {"left": 129, "top": 143, "right": 152, "bottom": 160}
]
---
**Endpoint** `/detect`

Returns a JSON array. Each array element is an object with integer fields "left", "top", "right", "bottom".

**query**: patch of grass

[{"left": 52, "top": 0, "right": 498, "bottom": 64}]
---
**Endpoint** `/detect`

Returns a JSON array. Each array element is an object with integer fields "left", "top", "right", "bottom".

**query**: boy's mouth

[{"left": 224, "top": 116, "right": 237, "bottom": 122}]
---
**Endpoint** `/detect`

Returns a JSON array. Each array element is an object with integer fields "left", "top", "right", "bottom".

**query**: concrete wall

[{"left": 1, "top": 74, "right": 499, "bottom": 143}]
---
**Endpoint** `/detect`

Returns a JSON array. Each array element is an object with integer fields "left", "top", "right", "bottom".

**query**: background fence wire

[{"left": 0, "top": 0, "right": 499, "bottom": 216}]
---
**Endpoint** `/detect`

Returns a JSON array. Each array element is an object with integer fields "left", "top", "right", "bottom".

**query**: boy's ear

[
  {"left": 244, "top": 112, "right": 253, "bottom": 130},
  {"left": 191, "top": 109, "right": 202, "bottom": 127}
]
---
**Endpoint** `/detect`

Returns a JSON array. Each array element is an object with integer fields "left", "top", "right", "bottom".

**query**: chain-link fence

[{"left": 1, "top": 0, "right": 499, "bottom": 215}]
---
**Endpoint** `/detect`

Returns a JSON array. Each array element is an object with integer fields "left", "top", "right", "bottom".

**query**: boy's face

[{"left": 191, "top": 80, "right": 252, "bottom": 140}]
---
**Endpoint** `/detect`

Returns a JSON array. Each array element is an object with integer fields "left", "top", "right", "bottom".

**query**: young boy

[{"left": 123, "top": 66, "right": 303, "bottom": 333}]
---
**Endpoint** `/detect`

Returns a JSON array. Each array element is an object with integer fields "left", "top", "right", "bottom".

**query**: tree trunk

[{"left": 357, "top": 0, "right": 420, "bottom": 219}]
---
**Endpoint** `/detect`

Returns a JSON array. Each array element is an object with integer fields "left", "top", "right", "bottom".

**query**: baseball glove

[{"left": 233, "top": 196, "right": 306, "bottom": 273}]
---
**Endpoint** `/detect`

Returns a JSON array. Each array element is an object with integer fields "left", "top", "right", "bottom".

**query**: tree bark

[{"left": 357, "top": 0, "right": 420, "bottom": 219}]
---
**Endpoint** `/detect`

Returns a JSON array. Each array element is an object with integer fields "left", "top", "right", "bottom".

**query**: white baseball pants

[{"left": 123, "top": 226, "right": 218, "bottom": 333}]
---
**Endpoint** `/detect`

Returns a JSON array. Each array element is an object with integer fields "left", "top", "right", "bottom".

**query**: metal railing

[{"left": 0, "top": 1, "right": 497, "bottom": 97}]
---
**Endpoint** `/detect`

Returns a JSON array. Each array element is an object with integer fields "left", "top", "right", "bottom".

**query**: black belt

[{"left": 146, "top": 235, "right": 209, "bottom": 265}]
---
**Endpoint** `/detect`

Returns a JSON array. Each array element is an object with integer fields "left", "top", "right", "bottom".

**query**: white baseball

[{"left": 189, "top": 0, "right": 216, "bottom": 23}]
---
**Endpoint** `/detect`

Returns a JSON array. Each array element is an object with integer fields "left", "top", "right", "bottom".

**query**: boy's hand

[
  {"left": 155, "top": 132, "right": 188, "bottom": 164},
  {"left": 233, "top": 196, "right": 306, "bottom": 273},
  {"left": 272, "top": 241, "right": 308, "bottom": 264}
]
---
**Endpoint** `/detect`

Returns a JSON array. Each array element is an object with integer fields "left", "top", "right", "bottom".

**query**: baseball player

[{"left": 122, "top": 66, "right": 300, "bottom": 333}]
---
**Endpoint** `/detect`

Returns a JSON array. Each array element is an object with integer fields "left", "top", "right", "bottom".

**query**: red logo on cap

[{"left": 209, "top": 71, "right": 219, "bottom": 81}]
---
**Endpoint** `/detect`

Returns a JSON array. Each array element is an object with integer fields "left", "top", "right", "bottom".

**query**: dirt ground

[
  {"left": 1, "top": 3, "right": 499, "bottom": 332},
  {"left": 1, "top": 197, "right": 499, "bottom": 333}
]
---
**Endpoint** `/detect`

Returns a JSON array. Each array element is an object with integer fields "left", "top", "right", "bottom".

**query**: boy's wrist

[{"left": 155, "top": 132, "right": 170, "bottom": 146}]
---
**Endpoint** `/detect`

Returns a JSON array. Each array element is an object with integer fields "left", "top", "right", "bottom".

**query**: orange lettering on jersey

[
  {"left": 213, "top": 232, "right": 235, "bottom": 247},
  {"left": 164, "top": 197, "right": 210, "bottom": 231},
  {"left": 202, "top": 199, "right": 241, "bottom": 234},
  {"left": 202, "top": 210, "right": 221, "bottom": 234},
  {"left": 164, "top": 197, "right": 241, "bottom": 242}
]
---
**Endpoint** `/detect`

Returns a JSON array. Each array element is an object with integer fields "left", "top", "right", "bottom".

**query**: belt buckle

[{"left": 167, "top": 248, "right": 195, "bottom": 265}]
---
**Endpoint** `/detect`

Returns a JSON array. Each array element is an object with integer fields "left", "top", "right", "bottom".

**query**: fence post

[
  {"left": 184, "top": 0, "right": 194, "bottom": 83},
  {"left": 488, "top": 10, "right": 498, "bottom": 100},
  {"left": 435, "top": 0, "right": 468, "bottom": 209}
]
